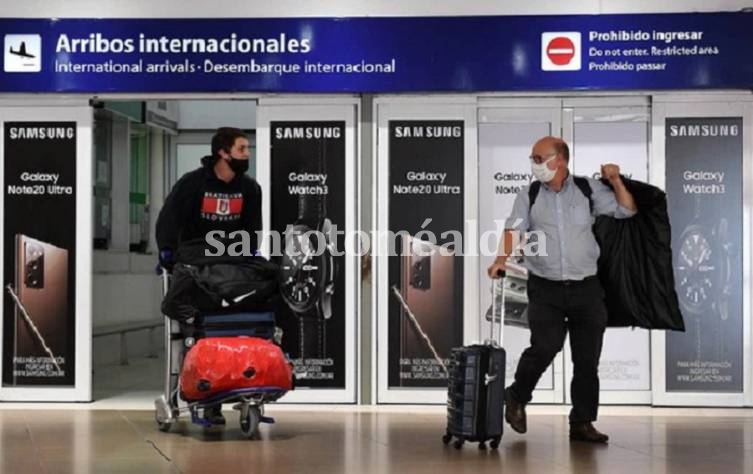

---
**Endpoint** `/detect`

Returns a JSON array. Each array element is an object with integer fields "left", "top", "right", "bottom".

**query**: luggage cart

[{"left": 153, "top": 269, "right": 290, "bottom": 439}]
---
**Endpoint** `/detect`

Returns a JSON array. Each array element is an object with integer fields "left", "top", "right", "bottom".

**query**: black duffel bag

[{"left": 162, "top": 256, "right": 279, "bottom": 322}]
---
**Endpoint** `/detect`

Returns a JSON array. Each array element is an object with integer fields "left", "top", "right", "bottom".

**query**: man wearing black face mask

[
  {"left": 155, "top": 127, "right": 261, "bottom": 425},
  {"left": 156, "top": 127, "right": 261, "bottom": 269}
]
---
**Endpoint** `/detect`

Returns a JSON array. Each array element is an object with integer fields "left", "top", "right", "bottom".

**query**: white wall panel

[{"left": 177, "top": 101, "right": 256, "bottom": 131}]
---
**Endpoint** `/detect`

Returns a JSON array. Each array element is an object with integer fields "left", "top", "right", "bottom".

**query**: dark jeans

[{"left": 507, "top": 274, "right": 608, "bottom": 424}]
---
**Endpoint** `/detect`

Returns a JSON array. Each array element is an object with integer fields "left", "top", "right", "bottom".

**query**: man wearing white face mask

[{"left": 487, "top": 136, "right": 636, "bottom": 444}]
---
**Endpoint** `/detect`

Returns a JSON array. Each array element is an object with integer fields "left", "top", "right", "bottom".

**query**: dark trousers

[{"left": 508, "top": 274, "right": 608, "bottom": 423}]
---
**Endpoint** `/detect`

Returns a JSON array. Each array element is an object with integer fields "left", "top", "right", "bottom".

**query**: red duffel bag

[{"left": 180, "top": 336, "right": 293, "bottom": 401}]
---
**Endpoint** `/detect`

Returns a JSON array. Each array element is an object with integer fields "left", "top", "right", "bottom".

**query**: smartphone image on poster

[
  {"left": 485, "top": 257, "right": 530, "bottom": 328},
  {"left": 10, "top": 234, "right": 68, "bottom": 384},
  {"left": 398, "top": 235, "right": 455, "bottom": 366}
]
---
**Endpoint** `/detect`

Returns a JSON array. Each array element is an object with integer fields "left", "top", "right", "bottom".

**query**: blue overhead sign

[{"left": 0, "top": 13, "right": 752, "bottom": 93}]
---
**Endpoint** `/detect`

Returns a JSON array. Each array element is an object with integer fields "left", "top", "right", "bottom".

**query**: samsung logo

[
  {"left": 669, "top": 124, "right": 739, "bottom": 137},
  {"left": 9, "top": 127, "right": 75, "bottom": 140},
  {"left": 275, "top": 126, "right": 342, "bottom": 140},
  {"left": 394, "top": 126, "right": 463, "bottom": 139}
]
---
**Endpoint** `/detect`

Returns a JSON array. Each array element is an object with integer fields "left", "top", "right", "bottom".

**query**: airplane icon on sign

[
  {"left": 9, "top": 41, "right": 35, "bottom": 58},
  {"left": 4, "top": 34, "right": 42, "bottom": 72}
]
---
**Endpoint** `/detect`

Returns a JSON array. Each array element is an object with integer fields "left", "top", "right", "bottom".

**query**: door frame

[
  {"left": 561, "top": 96, "right": 653, "bottom": 405},
  {"left": 0, "top": 100, "right": 93, "bottom": 402},
  {"left": 374, "top": 96, "right": 477, "bottom": 404},
  {"left": 257, "top": 97, "right": 360, "bottom": 403},
  {"left": 650, "top": 95, "right": 753, "bottom": 407}
]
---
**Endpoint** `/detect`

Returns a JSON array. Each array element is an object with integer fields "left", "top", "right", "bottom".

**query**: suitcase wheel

[
  {"left": 478, "top": 441, "right": 487, "bottom": 450},
  {"left": 442, "top": 433, "right": 452, "bottom": 445},
  {"left": 453, "top": 438, "right": 464, "bottom": 450},
  {"left": 490, "top": 436, "right": 501, "bottom": 449},
  {"left": 154, "top": 396, "right": 175, "bottom": 433},
  {"left": 154, "top": 410, "right": 173, "bottom": 433},
  {"left": 156, "top": 419, "right": 172, "bottom": 433},
  {"left": 240, "top": 406, "right": 261, "bottom": 439}
]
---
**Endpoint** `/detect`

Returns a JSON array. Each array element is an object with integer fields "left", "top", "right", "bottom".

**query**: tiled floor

[
  {"left": 2, "top": 408, "right": 753, "bottom": 473},
  {"left": 1, "top": 357, "right": 752, "bottom": 473}
]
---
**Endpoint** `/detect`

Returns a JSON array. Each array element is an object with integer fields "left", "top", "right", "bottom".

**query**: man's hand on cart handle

[{"left": 157, "top": 248, "right": 175, "bottom": 274}]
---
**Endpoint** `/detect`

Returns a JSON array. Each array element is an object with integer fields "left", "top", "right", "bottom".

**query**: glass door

[
  {"left": 563, "top": 97, "right": 652, "bottom": 405},
  {"left": 477, "top": 98, "right": 565, "bottom": 404}
]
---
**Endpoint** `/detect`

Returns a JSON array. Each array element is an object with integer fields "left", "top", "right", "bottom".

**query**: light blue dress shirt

[{"left": 506, "top": 173, "right": 636, "bottom": 281}]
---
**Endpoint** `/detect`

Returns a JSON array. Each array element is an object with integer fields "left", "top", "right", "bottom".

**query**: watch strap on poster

[
  {"left": 390, "top": 285, "right": 448, "bottom": 376},
  {"left": 298, "top": 317, "right": 326, "bottom": 359},
  {"left": 5, "top": 284, "right": 63, "bottom": 374},
  {"left": 297, "top": 141, "right": 327, "bottom": 227},
  {"left": 298, "top": 192, "right": 319, "bottom": 227},
  {"left": 318, "top": 139, "right": 327, "bottom": 216}
]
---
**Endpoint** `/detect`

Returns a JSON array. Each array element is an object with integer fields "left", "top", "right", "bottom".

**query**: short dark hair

[
  {"left": 211, "top": 127, "right": 247, "bottom": 156},
  {"left": 554, "top": 141, "right": 570, "bottom": 162}
]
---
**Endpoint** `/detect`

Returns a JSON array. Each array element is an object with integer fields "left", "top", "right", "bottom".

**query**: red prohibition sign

[{"left": 546, "top": 37, "right": 575, "bottom": 66}]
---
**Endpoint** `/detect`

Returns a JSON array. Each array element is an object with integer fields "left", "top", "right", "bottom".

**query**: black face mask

[{"left": 228, "top": 157, "right": 249, "bottom": 175}]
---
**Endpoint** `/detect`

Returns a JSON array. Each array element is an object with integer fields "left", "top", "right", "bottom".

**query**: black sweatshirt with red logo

[{"left": 156, "top": 156, "right": 262, "bottom": 256}]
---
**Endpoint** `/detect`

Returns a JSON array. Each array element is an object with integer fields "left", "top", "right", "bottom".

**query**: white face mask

[{"left": 531, "top": 155, "right": 557, "bottom": 183}]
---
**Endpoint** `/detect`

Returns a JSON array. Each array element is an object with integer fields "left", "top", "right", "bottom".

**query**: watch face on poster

[
  {"left": 279, "top": 224, "right": 324, "bottom": 314},
  {"left": 676, "top": 225, "right": 715, "bottom": 315}
]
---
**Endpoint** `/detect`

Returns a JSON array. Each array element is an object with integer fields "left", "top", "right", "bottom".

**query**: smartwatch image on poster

[
  {"left": 279, "top": 158, "right": 337, "bottom": 360},
  {"left": 394, "top": 235, "right": 455, "bottom": 381},
  {"left": 6, "top": 234, "right": 68, "bottom": 385},
  {"left": 485, "top": 257, "right": 529, "bottom": 329},
  {"left": 675, "top": 198, "right": 734, "bottom": 361}
]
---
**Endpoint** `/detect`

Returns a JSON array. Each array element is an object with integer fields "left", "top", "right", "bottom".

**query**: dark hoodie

[{"left": 155, "top": 155, "right": 262, "bottom": 259}]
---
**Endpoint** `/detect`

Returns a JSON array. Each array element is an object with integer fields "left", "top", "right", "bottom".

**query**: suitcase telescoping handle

[{"left": 484, "top": 269, "right": 505, "bottom": 348}]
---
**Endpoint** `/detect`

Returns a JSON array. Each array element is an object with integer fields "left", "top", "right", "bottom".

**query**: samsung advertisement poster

[
  {"left": 270, "top": 121, "right": 347, "bottom": 389},
  {"left": 387, "top": 120, "right": 465, "bottom": 389},
  {"left": 2, "top": 122, "right": 77, "bottom": 387},
  {"left": 665, "top": 117, "right": 743, "bottom": 393}
]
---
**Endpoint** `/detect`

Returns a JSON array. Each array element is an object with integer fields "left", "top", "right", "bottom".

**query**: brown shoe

[
  {"left": 504, "top": 389, "right": 527, "bottom": 434},
  {"left": 569, "top": 422, "right": 609, "bottom": 443}
]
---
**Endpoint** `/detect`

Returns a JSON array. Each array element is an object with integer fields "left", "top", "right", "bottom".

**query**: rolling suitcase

[{"left": 442, "top": 271, "right": 507, "bottom": 450}]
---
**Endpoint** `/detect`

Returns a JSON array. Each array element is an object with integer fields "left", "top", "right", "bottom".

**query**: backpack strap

[
  {"left": 527, "top": 176, "right": 593, "bottom": 214},
  {"left": 573, "top": 176, "right": 593, "bottom": 215},
  {"left": 528, "top": 181, "right": 542, "bottom": 210}
]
